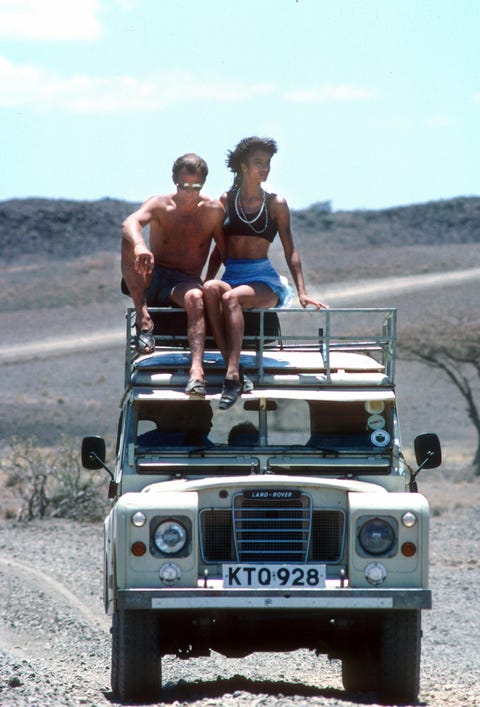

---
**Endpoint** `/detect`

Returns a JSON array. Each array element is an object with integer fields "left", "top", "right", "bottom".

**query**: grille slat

[
  {"left": 234, "top": 495, "right": 310, "bottom": 563},
  {"left": 200, "top": 494, "right": 344, "bottom": 564}
]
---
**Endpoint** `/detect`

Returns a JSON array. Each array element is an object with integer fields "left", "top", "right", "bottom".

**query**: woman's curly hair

[{"left": 226, "top": 136, "right": 278, "bottom": 188}]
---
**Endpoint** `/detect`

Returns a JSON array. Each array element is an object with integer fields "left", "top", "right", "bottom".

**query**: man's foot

[
  {"left": 134, "top": 323, "right": 155, "bottom": 355},
  {"left": 185, "top": 378, "right": 207, "bottom": 398},
  {"left": 219, "top": 379, "right": 242, "bottom": 410}
]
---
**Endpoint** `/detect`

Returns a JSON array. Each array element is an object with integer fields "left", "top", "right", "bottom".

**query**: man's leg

[
  {"left": 171, "top": 283, "right": 206, "bottom": 383},
  {"left": 121, "top": 240, "right": 154, "bottom": 334},
  {"left": 203, "top": 280, "right": 232, "bottom": 365}
]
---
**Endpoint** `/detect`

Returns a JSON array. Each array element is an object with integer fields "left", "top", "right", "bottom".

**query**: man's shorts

[
  {"left": 222, "top": 257, "right": 293, "bottom": 308},
  {"left": 121, "top": 265, "right": 202, "bottom": 306}
]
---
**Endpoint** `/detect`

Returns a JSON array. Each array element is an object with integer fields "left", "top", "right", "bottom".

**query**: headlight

[
  {"left": 159, "top": 562, "right": 182, "bottom": 585},
  {"left": 358, "top": 517, "right": 395, "bottom": 556},
  {"left": 153, "top": 520, "right": 187, "bottom": 554}
]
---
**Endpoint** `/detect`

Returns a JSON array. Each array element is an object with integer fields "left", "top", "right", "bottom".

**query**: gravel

[{"left": 0, "top": 493, "right": 479, "bottom": 707}]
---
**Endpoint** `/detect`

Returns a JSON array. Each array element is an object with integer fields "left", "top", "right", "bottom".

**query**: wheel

[
  {"left": 110, "top": 616, "right": 119, "bottom": 698},
  {"left": 377, "top": 610, "right": 421, "bottom": 704},
  {"left": 111, "top": 610, "right": 162, "bottom": 701},
  {"left": 341, "top": 610, "right": 421, "bottom": 703},
  {"left": 342, "top": 650, "right": 377, "bottom": 694}
]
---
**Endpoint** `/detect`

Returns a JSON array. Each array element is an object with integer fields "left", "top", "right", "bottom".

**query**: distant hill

[
  {"left": 0, "top": 197, "right": 139, "bottom": 261},
  {"left": 0, "top": 195, "right": 479, "bottom": 262},
  {"left": 291, "top": 196, "right": 480, "bottom": 250}
]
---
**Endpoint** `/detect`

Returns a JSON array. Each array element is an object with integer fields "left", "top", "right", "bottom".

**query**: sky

[{"left": 0, "top": 0, "right": 478, "bottom": 211}]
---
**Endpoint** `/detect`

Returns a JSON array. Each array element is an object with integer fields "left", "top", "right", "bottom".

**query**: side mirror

[
  {"left": 414, "top": 433, "right": 442, "bottom": 470},
  {"left": 81, "top": 436, "right": 117, "bottom": 499},
  {"left": 82, "top": 436, "right": 106, "bottom": 470}
]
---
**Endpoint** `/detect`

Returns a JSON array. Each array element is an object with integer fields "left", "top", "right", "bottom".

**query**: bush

[{"left": 0, "top": 436, "right": 110, "bottom": 521}]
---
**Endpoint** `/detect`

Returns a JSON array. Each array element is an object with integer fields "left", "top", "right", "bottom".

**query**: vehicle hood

[{"left": 141, "top": 474, "right": 387, "bottom": 495}]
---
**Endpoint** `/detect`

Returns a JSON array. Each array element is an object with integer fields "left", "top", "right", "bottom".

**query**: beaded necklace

[{"left": 234, "top": 188, "right": 269, "bottom": 234}]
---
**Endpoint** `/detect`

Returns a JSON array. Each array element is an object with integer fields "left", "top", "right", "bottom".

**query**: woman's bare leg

[
  {"left": 223, "top": 283, "right": 278, "bottom": 379},
  {"left": 205, "top": 281, "right": 278, "bottom": 408}
]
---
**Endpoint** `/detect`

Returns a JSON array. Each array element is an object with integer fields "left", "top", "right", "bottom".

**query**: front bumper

[{"left": 117, "top": 587, "right": 432, "bottom": 611}]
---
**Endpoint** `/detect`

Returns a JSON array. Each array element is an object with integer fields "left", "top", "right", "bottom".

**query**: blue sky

[{"left": 0, "top": 0, "right": 478, "bottom": 211}]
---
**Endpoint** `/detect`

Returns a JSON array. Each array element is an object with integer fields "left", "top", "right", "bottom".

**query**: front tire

[
  {"left": 111, "top": 610, "right": 162, "bottom": 701},
  {"left": 341, "top": 610, "right": 421, "bottom": 704},
  {"left": 342, "top": 649, "right": 377, "bottom": 694},
  {"left": 377, "top": 610, "right": 421, "bottom": 704}
]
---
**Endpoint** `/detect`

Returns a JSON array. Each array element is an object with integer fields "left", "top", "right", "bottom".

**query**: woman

[{"left": 203, "top": 136, "right": 328, "bottom": 410}]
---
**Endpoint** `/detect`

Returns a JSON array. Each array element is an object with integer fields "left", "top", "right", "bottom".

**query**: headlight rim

[
  {"left": 153, "top": 518, "right": 188, "bottom": 555},
  {"left": 357, "top": 516, "right": 396, "bottom": 557}
]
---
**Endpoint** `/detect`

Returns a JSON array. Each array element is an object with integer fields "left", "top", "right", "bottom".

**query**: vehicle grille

[{"left": 200, "top": 494, "right": 344, "bottom": 564}]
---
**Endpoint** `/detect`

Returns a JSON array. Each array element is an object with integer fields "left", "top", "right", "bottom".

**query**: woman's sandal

[
  {"left": 219, "top": 379, "right": 242, "bottom": 410},
  {"left": 134, "top": 323, "right": 155, "bottom": 355}
]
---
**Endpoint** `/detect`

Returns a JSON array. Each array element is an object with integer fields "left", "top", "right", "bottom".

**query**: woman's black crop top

[{"left": 223, "top": 189, "right": 278, "bottom": 243}]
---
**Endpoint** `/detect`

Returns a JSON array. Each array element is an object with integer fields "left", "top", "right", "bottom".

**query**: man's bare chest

[{"left": 152, "top": 212, "right": 211, "bottom": 242}]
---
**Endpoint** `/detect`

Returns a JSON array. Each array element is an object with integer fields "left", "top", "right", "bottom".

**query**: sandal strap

[
  {"left": 134, "top": 329, "right": 155, "bottom": 354},
  {"left": 219, "top": 379, "right": 241, "bottom": 410},
  {"left": 185, "top": 379, "right": 207, "bottom": 398}
]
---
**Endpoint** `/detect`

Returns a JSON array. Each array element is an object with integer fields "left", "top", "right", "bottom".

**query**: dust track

[
  {"left": 0, "top": 556, "right": 109, "bottom": 632},
  {"left": 1, "top": 267, "right": 479, "bottom": 364}
]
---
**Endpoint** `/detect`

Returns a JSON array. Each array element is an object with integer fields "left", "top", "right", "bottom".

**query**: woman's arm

[
  {"left": 205, "top": 245, "right": 223, "bottom": 281},
  {"left": 273, "top": 196, "right": 328, "bottom": 309}
]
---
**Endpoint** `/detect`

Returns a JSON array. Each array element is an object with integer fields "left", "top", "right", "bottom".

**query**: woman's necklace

[{"left": 234, "top": 188, "right": 269, "bottom": 234}]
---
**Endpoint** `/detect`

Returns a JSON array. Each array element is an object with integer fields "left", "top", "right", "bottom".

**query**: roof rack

[{"left": 124, "top": 307, "right": 396, "bottom": 390}]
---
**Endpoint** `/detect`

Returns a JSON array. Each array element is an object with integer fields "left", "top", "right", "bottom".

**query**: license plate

[{"left": 223, "top": 564, "right": 326, "bottom": 588}]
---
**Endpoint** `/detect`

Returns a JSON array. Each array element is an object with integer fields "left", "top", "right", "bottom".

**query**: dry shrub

[{"left": 0, "top": 436, "right": 110, "bottom": 521}]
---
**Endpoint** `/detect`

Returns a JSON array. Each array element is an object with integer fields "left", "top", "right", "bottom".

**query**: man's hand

[{"left": 134, "top": 246, "right": 154, "bottom": 276}]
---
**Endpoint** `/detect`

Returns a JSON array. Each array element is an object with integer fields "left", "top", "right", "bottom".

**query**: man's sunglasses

[{"left": 177, "top": 182, "right": 203, "bottom": 191}]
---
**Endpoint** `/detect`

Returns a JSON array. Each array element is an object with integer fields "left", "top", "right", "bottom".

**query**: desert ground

[{"left": 0, "top": 239, "right": 480, "bottom": 705}]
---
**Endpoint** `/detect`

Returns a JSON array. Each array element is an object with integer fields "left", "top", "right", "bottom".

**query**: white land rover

[{"left": 82, "top": 306, "right": 441, "bottom": 703}]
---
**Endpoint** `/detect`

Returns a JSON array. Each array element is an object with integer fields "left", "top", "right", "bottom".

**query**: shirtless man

[{"left": 121, "top": 153, "right": 225, "bottom": 397}]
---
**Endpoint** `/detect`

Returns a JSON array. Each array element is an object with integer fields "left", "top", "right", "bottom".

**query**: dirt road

[{"left": 2, "top": 266, "right": 480, "bottom": 363}]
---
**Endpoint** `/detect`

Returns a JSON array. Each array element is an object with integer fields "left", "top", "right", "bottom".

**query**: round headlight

[
  {"left": 358, "top": 517, "right": 395, "bottom": 556},
  {"left": 153, "top": 520, "right": 187, "bottom": 554},
  {"left": 159, "top": 562, "right": 181, "bottom": 585},
  {"left": 364, "top": 561, "right": 387, "bottom": 585}
]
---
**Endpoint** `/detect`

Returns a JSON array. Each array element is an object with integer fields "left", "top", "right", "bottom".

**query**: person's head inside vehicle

[
  {"left": 138, "top": 401, "right": 213, "bottom": 446},
  {"left": 228, "top": 421, "right": 259, "bottom": 446}
]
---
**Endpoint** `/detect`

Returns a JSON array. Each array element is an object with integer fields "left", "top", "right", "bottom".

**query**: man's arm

[{"left": 121, "top": 197, "right": 159, "bottom": 275}]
